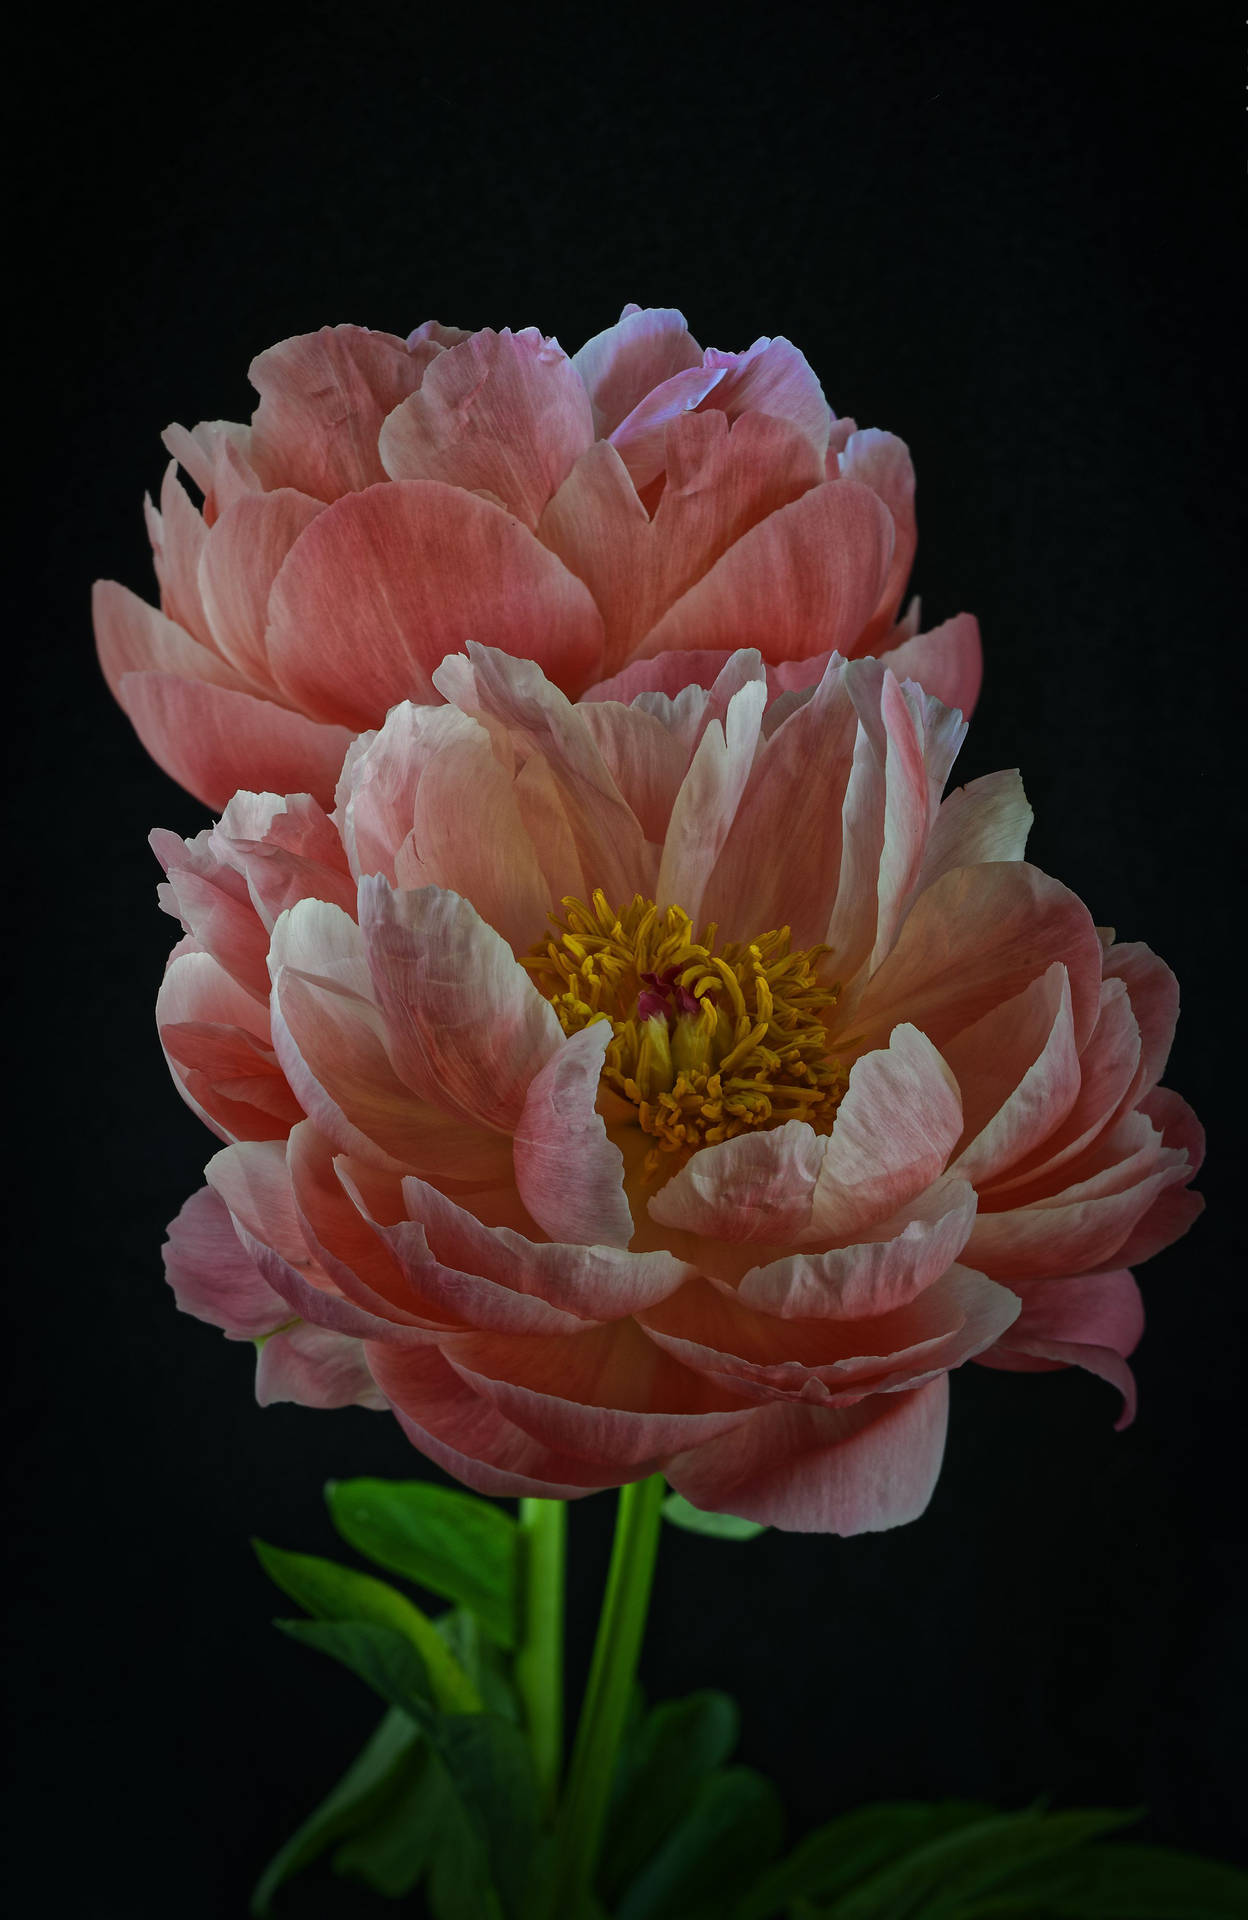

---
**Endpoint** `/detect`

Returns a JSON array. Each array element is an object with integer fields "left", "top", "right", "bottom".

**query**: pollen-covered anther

[{"left": 523, "top": 891, "right": 847, "bottom": 1171}]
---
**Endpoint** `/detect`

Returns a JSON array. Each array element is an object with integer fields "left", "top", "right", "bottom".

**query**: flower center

[{"left": 524, "top": 892, "right": 846, "bottom": 1175}]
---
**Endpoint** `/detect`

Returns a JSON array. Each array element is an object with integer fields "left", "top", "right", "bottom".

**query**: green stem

[
  {"left": 548, "top": 1473, "right": 666, "bottom": 1915},
  {"left": 515, "top": 1498, "right": 567, "bottom": 1809}
]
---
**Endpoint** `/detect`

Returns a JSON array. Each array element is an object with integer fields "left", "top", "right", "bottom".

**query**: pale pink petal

[
  {"left": 152, "top": 838, "right": 272, "bottom": 1000},
  {"left": 652, "top": 1026, "right": 962, "bottom": 1249},
  {"left": 341, "top": 702, "right": 552, "bottom": 952},
  {"left": 432, "top": 646, "right": 651, "bottom": 907},
  {"left": 1103, "top": 1089, "right": 1204, "bottom": 1267},
  {"left": 163, "top": 1183, "right": 291, "bottom": 1338},
  {"left": 147, "top": 463, "right": 214, "bottom": 646},
  {"left": 399, "top": 1177, "right": 691, "bottom": 1319},
  {"left": 633, "top": 479, "right": 895, "bottom": 666},
  {"left": 656, "top": 673, "right": 768, "bottom": 925},
  {"left": 214, "top": 790, "right": 357, "bottom": 931},
  {"left": 664, "top": 1377, "right": 949, "bottom": 1533},
  {"left": 367, "top": 1343, "right": 620, "bottom": 1497},
  {"left": 443, "top": 1320, "right": 753, "bottom": 1468},
  {"left": 966, "top": 1143, "right": 1189, "bottom": 1284},
  {"left": 378, "top": 327, "right": 594, "bottom": 527},
  {"left": 357, "top": 877, "right": 561, "bottom": 1128},
  {"left": 115, "top": 671, "right": 353, "bottom": 810},
  {"left": 852, "top": 864, "right": 1105, "bottom": 1055},
  {"left": 198, "top": 488, "right": 326, "bottom": 683},
  {"left": 256, "top": 1323, "right": 387, "bottom": 1410},
  {"left": 735, "top": 1176, "right": 978, "bottom": 1320},
  {"left": 266, "top": 481, "right": 606, "bottom": 726},
  {"left": 157, "top": 947, "right": 295, "bottom": 1140},
  {"left": 572, "top": 306, "right": 703, "bottom": 438},
  {"left": 607, "top": 364, "right": 727, "bottom": 489},
  {"left": 877, "top": 615, "right": 984, "bottom": 716},
  {"left": 836, "top": 429, "right": 916, "bottom": 638},
  {"left": 269, "top": 900, "right": 513, "bottom": 1182},
  {"left": 700, "top": 336, "right": 832, "bottom": 458},
  {"left": 162, "top": 419, "right": 260, "bottom": 523},
  {"left": 247, "top": 325, "right": 427, "bottom": 500},
  {"left": 917, "top": 767, "right": 1032, "bottom": 894},
  {"left": 513, "top": 1023, "right": 633, "bottom": 1248}
]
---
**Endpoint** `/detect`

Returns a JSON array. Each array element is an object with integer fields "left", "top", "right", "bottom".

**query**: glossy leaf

[
  {"left": 735, "top": 1801, "right": 995, "bottom": 1917},
  {"left": 662, "top": 1493, "right": 768, "bottom": 1540},
  {"left": 327, "top": 1477, "right": 519, "bottom": 1647},
  {"left": 249, "top": 1706, "right": 421, "bottom": 1915},
  {"left": 599, "top": 1690, "right": 741, "bottom": 1902},
  {"left": 616, "top": 1766, "right": 785, "bottom": 1920},
  {"left": 254, "top": 1539, "right": 481, "bottom": 1711}
]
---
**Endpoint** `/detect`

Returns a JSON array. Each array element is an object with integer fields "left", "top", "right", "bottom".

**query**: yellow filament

[{"left": 523, "top": 892, "right": 846, "bottom": 1176}]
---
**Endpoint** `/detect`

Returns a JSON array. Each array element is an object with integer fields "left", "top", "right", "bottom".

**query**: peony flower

[
  {"left": 157, "top": 647, "right": 1200, "bottom": 1531},
  {"left": 95, "top": 307, "right": 982, "bottom": 808}
]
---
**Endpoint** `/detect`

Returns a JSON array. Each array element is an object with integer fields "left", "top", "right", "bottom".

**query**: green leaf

[
  {"left": 662, "top": 1493, "right": 768, "bottom": 1540},
  {"left": 327, "top": 1478, "right": 519, "bottom": 1647},
  {"left": 956, "top": 1840, "right": 1248, "bottom": 1918},
  {"left": 436, "top": 1712, "right": 541, "bottom": 1918},
  {"left": 823, "top": 1807, "right": 1138, "bottom": 1919},
  {"left": 254, "top": 1539, "right": 481, "bottom": 1712},
  {"left": 599, "top": 1690, "right": 741, "bottom": 1902},
  {"left": 616, "top": 1766, "right": 785, "bottom": 1920},
  {"left": 331, "top": 1739, "right": 453, "bottom": 1898},
  {"left": 436, "top": 1607, "right": 521, "bottom": 1723},
  {"left": 276, "top": 1618, "right": 434, "bottom": 1720},
  {"left": 734, "top": 1801, "right": 996, "bottom": 1918},
  {"left": 250, "top": 1706, "right": 421, "bottom": 1915}
]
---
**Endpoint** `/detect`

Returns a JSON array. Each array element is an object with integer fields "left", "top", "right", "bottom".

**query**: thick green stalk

[
  {"left": 547, "top": 1473, "right": 666, "bottom": 1915},
  {"left": 515, "top": 1498, "right": 567, "bottom": 1808}
]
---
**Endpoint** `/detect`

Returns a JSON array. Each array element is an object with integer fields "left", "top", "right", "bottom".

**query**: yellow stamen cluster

[{"left": 523, "top": 891, "right": 846, "bottom": 1176}]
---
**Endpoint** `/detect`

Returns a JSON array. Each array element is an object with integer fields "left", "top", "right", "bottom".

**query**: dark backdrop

[{"left": 9, "top": 5, "right": 1245, "bottom": 1912}]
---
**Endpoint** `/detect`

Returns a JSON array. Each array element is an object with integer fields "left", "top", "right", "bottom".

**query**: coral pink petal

[
  {"left": 878, "top": 615, "right": 984, "bottom": 716},
  {"left": 572, "top": 306, "right": 703, "bottom": 437},
  {"left": 853, "top": 863, "right": 1105, "bottom": 1054},
  {"left": 163, "top": 1183, "right": 291, "bottom": 1338},
  {"left": 148, "top": 464, "right": 213, "bottom": 647},
  {"left": 247, "top": 325, "right": 427, "bottom": 500},
  {"left": 162, "top": 419, "right": 260, "bottom": 523},
  {"left": 582, "top": 649, "right": 738, "bottom": 705},
  {"left": 378, "top": 327, "right": 594, "bottom": 527},
  {"left": 656, "top": 674, "right": 768, "bottom": 925},
  {"left": 836, "top": 429, "right": 916, "bottom": 637},
  {"left": 647, "top": 1120, "right": 831, "bottom": 1248},
  {"left": 357, "top": 878, "right": 561, "bottom": 1129},
  {"left": 197, "top": 488, "right": 326, "bottom": 683},
  {"left": 966, "top": 1158, "right": 1187, "bottom": 1283},
  {"left": 633, "top": 478, "right": 895, "bottom": 666},
  {"left": 367, "top": 1343, "right": 620, "bottom": 1497},
  {"left": 513, "top": 1024, "right": 634, "bottom": 1248},
  {"left": 117, "top": 671, "right": 353, "bottom": 810},
  {"left": 978, "top": 1269, "right": 1145, "bottom": 1428},
  {"left": 443, "top": 1321, "right": 753, "bottom": 1468},
  {"left": 946, "top": 965, "right": 1082, "bottom": 1183},
  {"left": 1102, "top": 942, "right": 1180, "bottom": 1096},
  {"left": 664, "top": 1376, "right": 949, "bottom": 1534},
  {"left": 266, "top": 480, "right": 606, "bottom": 727},
  {"left": 1103, "top": 1088, "right": 1205, "bottom": 1266},
  {"left": 94, "top": 579, "right": 243, "bottom": 702},
  {"left": 256, "top": 1324, "right": 386, "bottom": 1410}
]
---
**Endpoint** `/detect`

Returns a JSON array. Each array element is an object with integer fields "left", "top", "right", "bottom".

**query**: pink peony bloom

[
  {"left": 157, "top": 648, "right": 1200, "bottom": 1531},
  {"left": 95, "top": 308, "right": 981, "bottom": 808}
]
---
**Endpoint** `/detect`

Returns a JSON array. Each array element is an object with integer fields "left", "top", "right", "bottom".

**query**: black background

[{"left": 9, "top": 5, "right": 1245, "bottom": 1913}]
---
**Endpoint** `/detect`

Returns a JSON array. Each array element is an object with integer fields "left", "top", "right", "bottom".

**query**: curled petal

[
  {"left": 256, "top": 1324, "right": 387, "bottom": 1410},
  {"left": 163, "top": 1183, "right": 291, "bottom": 1338},
  {"left": 513, "top": 1024, "right": 633, "bottom": 1248}
]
